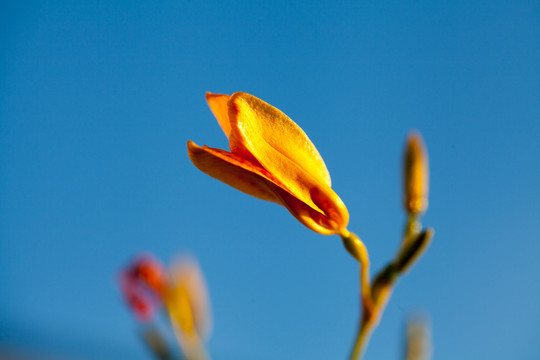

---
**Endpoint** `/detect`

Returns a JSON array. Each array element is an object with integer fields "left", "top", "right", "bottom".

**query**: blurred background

[{"left": 1, "top": 0, "right": 539, "bottom": 359}]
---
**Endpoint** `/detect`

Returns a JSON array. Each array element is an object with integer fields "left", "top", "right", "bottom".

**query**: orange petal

[
  {"left": 206, "top": 92, "right": 231, "bottom": 137},
  {"left": 187, "top": 141, "right": 281, "bottom": 204},
  {"left": 268, "top": 185, "right": 340, "bottom": 235},
  {"left": 227, "top": 92, "right": 348, "bottom": 230},
  {"left": 188, "top": 141, "right": 346, "bottom": 234}
]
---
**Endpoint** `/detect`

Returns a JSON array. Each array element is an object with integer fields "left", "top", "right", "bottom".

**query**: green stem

[
  {"left": 349, "top": 317, "right": 375, "bottom": 360},
  {"left": 348, "top": 281, "right": 394, "bottom": 360}
]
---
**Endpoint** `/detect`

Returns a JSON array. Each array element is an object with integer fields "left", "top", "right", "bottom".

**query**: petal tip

[
  {"left": 187, "top": 140, "right": 203, "bottom": 160},
  {"left": 205, "top": 91, "right": 229, "bottom": 100},
  {"left": 205, "top": 91, "right": 217, "bottom": 99},
  {"left": 205, "top": 93, "right": 232, "bottom": 138}
]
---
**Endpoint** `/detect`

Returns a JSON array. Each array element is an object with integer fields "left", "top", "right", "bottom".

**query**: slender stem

[
  {"left": 169, "top": 313, "right": 210, "bottom": 360},
  {"left": 357, "top": 242, "right": 373, "bottom": 313},
  {"left": 345, "top": 205, "right": 430, "bottom": 359},
  {"left": 340, "top": 231, "right": 372, "bottom": 312},
  {"left": 348, "top": 283, "right": 394, "bottom": 360},
  {"left": 401, "top": 215, "right": 421, "bottom": 252},
  {"left": 349, "top": 316, "right": 375, "bottom": 360},
  {"left": 141, "top": 325, "right": 173, "bottom": 360},
  {"left": 340, "top": 230, "right": 378, "bottom": 360}
]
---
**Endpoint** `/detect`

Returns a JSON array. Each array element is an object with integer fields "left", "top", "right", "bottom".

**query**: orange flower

[
  {"left": 187, "top": 92, "right": 349, "bottom": 235},
  {"left": 120, "top": 255, "right": 212, "bottom": 359}
]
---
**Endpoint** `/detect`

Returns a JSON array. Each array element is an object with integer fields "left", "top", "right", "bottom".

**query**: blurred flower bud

[
  {"left": 164, "top": 257, "right": 212, "bottom": 344},
  {"left": 404, "top": 315, "right": 432, "bottom": 360},
  {"left": 120, "top": 255, "right": 167, "bottom": 322},
  {"left": 120, "top": 254, "right": 212, "bottom": 360},
  {"left": 403, "top": 132, "right": 429, "bottom": 215},
  {"left": 133, "top": 256, "right": 168, "bottom": 294}
]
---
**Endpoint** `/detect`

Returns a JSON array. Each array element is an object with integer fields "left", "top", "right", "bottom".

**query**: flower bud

[
  {"left": 395, "top": 228, "right": 434, "bottom": 274},
  {"left": 119, "top": 255, "right": 167, "bottom": 322},
  {"left": 403, "top": 132, "right": 429, "bottom": 215},
  {"left": 165, "top": 258, "right": 212, "bottom": 342}
]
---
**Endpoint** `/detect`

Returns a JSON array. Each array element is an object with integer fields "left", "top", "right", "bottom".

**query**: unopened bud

[
  {"left": 404, "top": 316, "right": 432, "bottom": 360},
  {"left": 395, "top": 228, "right": 434, "bottom": 274},
  {"left": 119, "top": 255, "right": 167, "bottom": 322},
  {"left": 403, "top": 132, "right": 429, "bottom": 215}
]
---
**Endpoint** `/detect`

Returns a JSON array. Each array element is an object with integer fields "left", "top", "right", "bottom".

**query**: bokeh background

[{"left": 1, "top": 1, "right": 539, "bottom": 359}]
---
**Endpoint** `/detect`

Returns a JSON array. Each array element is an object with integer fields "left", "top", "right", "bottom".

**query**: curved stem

[
  {"left": 344, "top": 209, "right": 431, "bottom": 359},
  {"left": 340, "top": 231, "right": 372, "bottom": 312}
]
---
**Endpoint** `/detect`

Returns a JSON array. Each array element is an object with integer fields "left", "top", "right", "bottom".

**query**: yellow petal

[
  {"left": 166, "top": 285, "right": 196, "bottom": 338},
  {"left": 227, "top": 92, "right": 348, "bottom": 231},
  {"left": 187, "top": 141, "right": 281, "bottom": 204},
  {"left": 228, "top": 92, "right": 331, "bottom": 186},
  {"left": 165, "top": 258, "right": 211, "bottom": 340},
  {"left": 206, "top": 92, "right": 231, "bottom": 137}
]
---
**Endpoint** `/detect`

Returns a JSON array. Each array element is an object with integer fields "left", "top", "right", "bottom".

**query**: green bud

[{"left": 395, "top": 228, "right": 434, "bottom": 274}]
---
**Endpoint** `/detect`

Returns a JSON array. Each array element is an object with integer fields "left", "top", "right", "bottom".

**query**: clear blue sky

[{"left": 1, "top": 1, "right": 539, "bottom": 359}]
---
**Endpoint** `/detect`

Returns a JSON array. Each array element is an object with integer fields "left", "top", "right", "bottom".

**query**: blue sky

[{"left": 1, "top": 1, "right": 539, "bottom": 359}]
